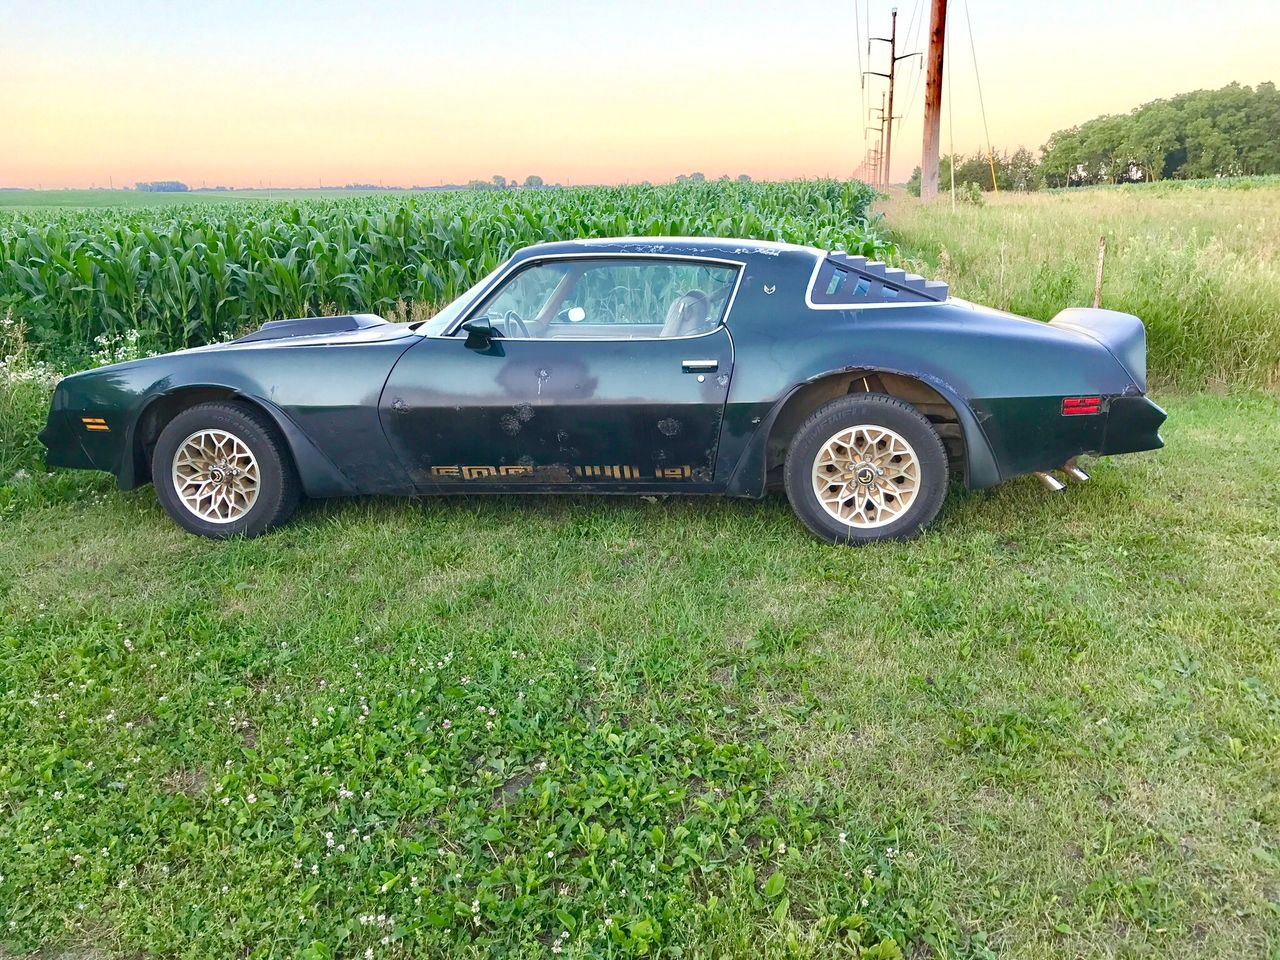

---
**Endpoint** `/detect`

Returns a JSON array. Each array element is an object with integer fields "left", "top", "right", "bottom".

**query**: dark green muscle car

[{"left": 39, "top": 237, "right": 1166, "bottom": 543}]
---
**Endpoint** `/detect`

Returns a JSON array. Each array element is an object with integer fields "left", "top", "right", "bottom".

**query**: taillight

[{"left": 1062, "top": 396, "right": 1102, "bottom": 416}]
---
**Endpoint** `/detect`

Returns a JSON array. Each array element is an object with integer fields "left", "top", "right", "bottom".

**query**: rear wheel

[
  {"left": 152, "top": 401, "right": 301, "bottom": 538},
  {"left": 784, "top": 393, "right": 948, "bottom": 544}
]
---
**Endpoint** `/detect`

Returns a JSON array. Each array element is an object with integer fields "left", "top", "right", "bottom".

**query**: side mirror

[
  {"left": 461, "top": 317, "right": 494, "bottom": 349},
  {"left": 567, "top": 306, "right": 586, "bottom": 323}
]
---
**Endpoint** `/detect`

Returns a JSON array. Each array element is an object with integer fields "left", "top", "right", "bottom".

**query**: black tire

[
  {"left": 783, "top": 393, "right": 948, "bottom": 545},
  {"left": 152, "top": 401, "right": 301, "bottom": 539}
]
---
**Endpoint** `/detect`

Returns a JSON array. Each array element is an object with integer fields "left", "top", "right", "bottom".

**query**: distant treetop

[
  {"left": 134, "top": 181, "right": 189, "bottom": 193},
  {"left": 1041, "top": 81, "right": 1280, "bottom": 186},
  {"left": 907, "top": 81, "right": 1280, "bottom": 194}
]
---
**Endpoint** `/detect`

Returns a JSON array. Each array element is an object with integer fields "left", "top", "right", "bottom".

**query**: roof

[
  {"left": 512, "top": 236, "right": 822, "bottom": 261},
  {"left": 508, "top": 237, "right": 949, "bottom": 304}
]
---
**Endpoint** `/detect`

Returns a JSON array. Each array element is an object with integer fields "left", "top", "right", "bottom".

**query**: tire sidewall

[
  {"left": 152, "top": 403, "right": 289, "bottom": 539},
  {"left": 784, "top": 395, "right": 948, "bottom": 544}
]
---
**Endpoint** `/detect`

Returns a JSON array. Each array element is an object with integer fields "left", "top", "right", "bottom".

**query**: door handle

[{"left": 681, "top": 359, "right": 718, "bottom": 372}]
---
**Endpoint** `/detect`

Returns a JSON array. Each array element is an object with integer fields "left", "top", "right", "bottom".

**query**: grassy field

[
  {"left": 2, "top": 180, "right": 1279, "bottom": 957},
  {"left": 879, "top": 183, "right": 1280, "bottom": 389},
  {"left": 1, "top": 391, "right": 1278, "bottom": 959}
]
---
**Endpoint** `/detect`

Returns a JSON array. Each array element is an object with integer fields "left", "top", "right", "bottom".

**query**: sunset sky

[{"left": 3, "top": 0, "right": 1277, "bottom": 188}]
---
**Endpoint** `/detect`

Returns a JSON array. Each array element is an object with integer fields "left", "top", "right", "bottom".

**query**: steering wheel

[{"left": 503, "top": 310, "right": 530, "bottom": 338}]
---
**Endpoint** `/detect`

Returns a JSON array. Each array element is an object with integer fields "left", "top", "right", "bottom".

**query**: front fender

[{"left": 121, "top": 387, "right": 357, "bottom": 498}]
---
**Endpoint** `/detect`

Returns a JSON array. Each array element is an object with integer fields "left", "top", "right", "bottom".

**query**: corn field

[{"left": 0, "top": 180, "right": 885, "bottom": 361}]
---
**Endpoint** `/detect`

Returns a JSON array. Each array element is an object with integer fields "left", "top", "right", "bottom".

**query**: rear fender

[
  {"left": 723, "top": 366, "right": 1002, "bottom": 496},
  {"left": 1047, "top": 308, "right": 1147, "bottom": 392}
]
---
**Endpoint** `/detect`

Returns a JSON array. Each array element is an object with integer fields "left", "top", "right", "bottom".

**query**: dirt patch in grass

[{"left": 160, "top": 768, "right": 208, "bottom": 797}]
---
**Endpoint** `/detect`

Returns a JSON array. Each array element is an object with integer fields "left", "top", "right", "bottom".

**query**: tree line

[{"left": 908, "top": 81, "right": 1280, "bottom": 194}]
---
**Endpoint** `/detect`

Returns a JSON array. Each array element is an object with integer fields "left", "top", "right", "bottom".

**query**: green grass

[
  {"left": 2, "top": 391, "right": 1278, "bottom": 959},
  {"left": 880, "top": 183, "right": 1280, "bottom": 388}
]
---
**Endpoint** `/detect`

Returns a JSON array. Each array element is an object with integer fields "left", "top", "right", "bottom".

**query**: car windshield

[{"left": 412, "top": 260, "right": 510, "bottom": 336}]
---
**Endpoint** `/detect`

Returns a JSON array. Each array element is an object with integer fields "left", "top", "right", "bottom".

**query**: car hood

[
  {"left": 170, "top": 317, "right": 418, "bottom": 355},
  {"left": 60, "top": 317, "right": 418, "bottom": 384}
]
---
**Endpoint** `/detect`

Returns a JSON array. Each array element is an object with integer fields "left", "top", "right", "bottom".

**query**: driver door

[{"left": 379, "top": 256, "right": 739, "bottom": 490}]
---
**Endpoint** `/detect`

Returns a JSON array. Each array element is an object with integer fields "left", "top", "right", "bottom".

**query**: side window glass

[
  {"left": 474, "top": 262, "right": 571, "bottom": 327},
  {"left": 809, "top": 256, "right": 947, "bottom": 305},
  {"left": 552, "top": 260, "right": 737, "bottom": 339},
  {"left": 463, "top": 259, "right": 738, "bottom": 340}
]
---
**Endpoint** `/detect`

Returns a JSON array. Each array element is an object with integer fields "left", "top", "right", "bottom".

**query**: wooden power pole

[{"left": 920, "top": 0, "right": 947, "bottom": 200}]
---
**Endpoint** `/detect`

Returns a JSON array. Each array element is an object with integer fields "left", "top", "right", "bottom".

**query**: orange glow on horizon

[{"left": 2, "top": 0, "right": 1276, "bottom": 189}]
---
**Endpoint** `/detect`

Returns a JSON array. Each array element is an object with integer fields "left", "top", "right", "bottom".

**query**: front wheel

[
  {"left": 783, "top": 393, "right": 949, "bottom": 544},
  {"left": 152, "top": 401, "right": 301, "bottom": 538}
]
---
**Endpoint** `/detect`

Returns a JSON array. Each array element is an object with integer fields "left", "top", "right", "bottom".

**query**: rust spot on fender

[{"left": 657, "top": 418, "right": 681, "bottom": 437}]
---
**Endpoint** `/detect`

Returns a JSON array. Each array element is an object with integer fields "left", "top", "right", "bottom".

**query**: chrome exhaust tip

[
  {"left": 1063, "top": 464, "right": 1090, "bottom": 482},
  {"left": 1034, "top": 471, "right": 1066, "bottom": 492}
]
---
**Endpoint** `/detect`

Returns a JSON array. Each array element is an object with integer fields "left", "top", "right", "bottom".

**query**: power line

[
  {"left": 946, "top": 2, "right": 955, "bottom": 209},
  {"left": 895, "top": 0, "right": 927, "bottom": 130},
  {"left": 855, "top": 0, "right": 867, "bottom": 145},
  {"left": 897, "top": 38, "right": 927, "bottom": 128},
  {"left": 962, "top": 0, "right": 998, "bottom": 192}
]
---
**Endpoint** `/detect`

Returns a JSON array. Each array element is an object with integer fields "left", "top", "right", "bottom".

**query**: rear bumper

[
  {"left": 968, "top": 391, "right": 1165, "bottom": 486},
  {"left": 1100, "top": 394, "right": 1166, "bottom": 455}
]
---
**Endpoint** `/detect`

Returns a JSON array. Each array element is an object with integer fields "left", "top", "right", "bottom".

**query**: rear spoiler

[{"left": 1048, "top": 308, "right": 1148, "bottom": 392}]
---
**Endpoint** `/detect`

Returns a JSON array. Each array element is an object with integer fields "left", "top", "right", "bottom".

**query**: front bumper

[{"left": 39, "top": 409, "right": 98, "bottom": 470}]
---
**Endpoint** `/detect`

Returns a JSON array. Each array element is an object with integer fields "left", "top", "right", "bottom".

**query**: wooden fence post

[{"left": 1092, "top": 236, "right": 1106, "bottom": 308}]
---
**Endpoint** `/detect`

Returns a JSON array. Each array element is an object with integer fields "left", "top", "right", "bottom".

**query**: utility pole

[
  {"left": 865, "top": 7, "right": 921, "bottom": 188},
  {"left": 867, "top": 92, "right": 888, "bottom": 188},
  {"left": 920, "top": 0, "right": 947, "bottom": 200}
]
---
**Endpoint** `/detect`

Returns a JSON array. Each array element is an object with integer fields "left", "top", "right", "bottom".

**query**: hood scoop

[{"left": 234, "top": 313, "right": 388, "bottom": 344}]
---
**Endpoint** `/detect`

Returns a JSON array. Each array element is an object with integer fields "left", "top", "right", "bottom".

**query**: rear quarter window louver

[{"left": 811, "top": 254, "right": 949, "bottom": 306}]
